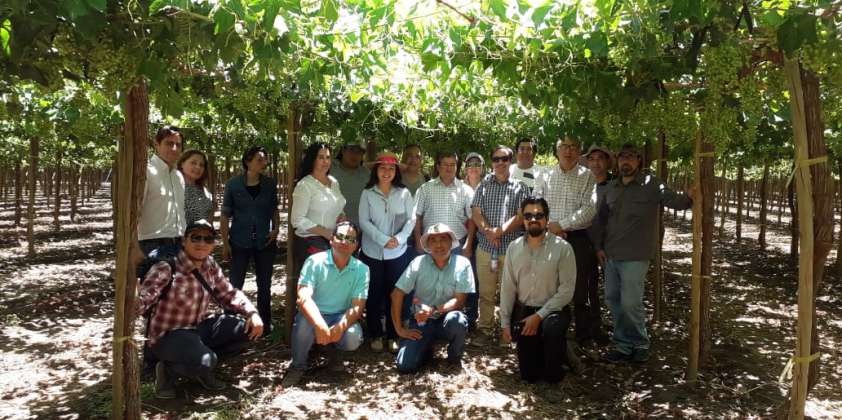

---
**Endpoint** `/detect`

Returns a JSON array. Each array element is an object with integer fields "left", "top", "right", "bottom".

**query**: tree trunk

[
  {"left": 788, "top": 175, "right": 798, "bottom": 260},
  {"left": 736, "top": 166, "right": 744, "bottom": 242},
  {"left": 27, "top": 139, "right": 39, "bottom": 256},
  {"left": 718, "top": 163, "right": 728, "bottom": 236},
  {"left": 699, "top": 138, "right": 715, "bottom": 367},
  {"left": 14, "top": 160, "right": 23, "bottom": 227},
  {"left": 758, "top": 162, "right": 770, "bottom": 249},
  {"left": 285, "top": 105, "right": 302, "bottom": 340},
  {"left": 653, "top": 131, "right": 667, "bottom": 322},
  {"left": 53, "top": 149, "right": 63, "bottom": 230},
  {"left": 837, "top": 158, "right": 842, "bottom": 280},
  {"left": 112, "top": 80, "right": 148, "bottom": 420},
  {"left": 780, "top": 58, "right": 833, "bottom": 419},
  {"left": 70, "top": 165, "right": 79, "bottom": 222}
]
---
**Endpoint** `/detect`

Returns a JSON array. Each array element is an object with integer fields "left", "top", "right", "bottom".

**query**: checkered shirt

[
  {"left": 136, "top": 250, "right": 257, "bottom": 345},
  {"left": 471, "top": 175, "right": 529, "bottom": 253},
  {"left": 413, "top": 177, "right": 475, "bottom": 240},
  {"left": 534, "top": 164, "right": 597, "bottom": 231}
]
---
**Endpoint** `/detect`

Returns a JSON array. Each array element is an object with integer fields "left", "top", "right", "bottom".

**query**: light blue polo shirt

[
  {"left": 299, "top": 250, "right": 370, "bottom": 315},
  {"left": 395, "top": 254, "right": 475, "bottom": 308}
]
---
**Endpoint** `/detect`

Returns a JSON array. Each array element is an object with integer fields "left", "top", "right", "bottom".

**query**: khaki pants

[{"left": 476, "top": 248, "right": 506, "bottom": 333}]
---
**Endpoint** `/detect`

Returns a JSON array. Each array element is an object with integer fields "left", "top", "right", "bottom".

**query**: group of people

[{"left": 133, "top": 126, "right": 694, "bottom": 399}]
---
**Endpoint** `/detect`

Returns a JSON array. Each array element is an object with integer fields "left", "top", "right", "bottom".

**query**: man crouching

[{"left": 136, "top": 219, "right": 264, "bottom": 399}]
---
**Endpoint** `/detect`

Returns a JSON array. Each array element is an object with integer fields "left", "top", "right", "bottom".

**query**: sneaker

[
  {"left": 154, "top": 362, "right": 176, "bottom": 399},
  {"left": 602, "top": 350, "right": 632, "bottom": 363},
  {"left": 387, "top": 339, "right": 400, "bottom": 354},
  {"left": 370, "top": 337, "right": 384, "bottom": 353},
  {"left": 631, "top": 348, "right": 650, "bottom": 363},
  {"left": 195, "top": 373, "right": 226, "bottom": 391},
  {"left": 469, "top": 331, "right": 493, "bottom": 347},
  {"left": 281, "top": 367, "right": 306, "bottom": 388}
]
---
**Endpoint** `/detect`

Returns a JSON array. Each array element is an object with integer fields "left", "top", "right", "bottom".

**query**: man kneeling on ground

[
  {"left": 283, "top": 221, "right": 369, "bottom": 388},
  {"left": 500, "top": 197, "right": 576, "bottom": 383},
  {"left": 392, "top": 223, "right": 475, "bottom": 373},
  {"left": 136, "top": 219, "right": 264, "bottom": 399}
]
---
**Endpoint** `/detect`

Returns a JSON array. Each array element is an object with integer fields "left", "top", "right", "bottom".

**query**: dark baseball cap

[{"left": 184, "top": 219, "right": 217, "bottom": 236}]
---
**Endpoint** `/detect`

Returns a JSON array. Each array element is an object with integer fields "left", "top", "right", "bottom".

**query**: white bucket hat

[{"left": 420, "top": 223, "right": 460, "bottom": 253}]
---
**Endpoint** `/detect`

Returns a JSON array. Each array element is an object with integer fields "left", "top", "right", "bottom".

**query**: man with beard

[
  {"left": 499, "top": 197, "right": 576, "bottom": 383},
  {"left": 592, "top": 144, "right": 693, "bottom": 363}
]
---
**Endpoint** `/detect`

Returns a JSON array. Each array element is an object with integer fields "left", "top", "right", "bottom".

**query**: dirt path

[{"left": 0, "top": 185, "right": 840, "bottom": 419}]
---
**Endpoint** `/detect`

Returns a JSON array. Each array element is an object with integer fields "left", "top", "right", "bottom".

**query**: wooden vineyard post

[
  {"left": 26, "top": 138, "right": 39, "bottom": 256},
  {"left": 653, "top": 130, "right": 667, "bottom": 322},
  {"left": 14, "top": 160, "right": 22, "bottom": 227},
  {"left": 284, "top": 104, "right": 301, "bottom": 340},
  {"left": 736, "top": 166, "right": 744, "bottom": 242},
  {"left": 112, "top": 80, "right": 149, "bottom": 420},
  {"left": 783, "top": 57, "right": 815, "bottom": 420},
  {"left": 687, "top": 130, "right": 703, "bottom": 382},
  {"left": 758, "top": 162, "right": 770, "bottom": 249},
  {"left": 698, "top": 138, "right": 715, "bottom": 366},
  {"left": 53, "top": 147, "right": 63, "bottom": 230}
]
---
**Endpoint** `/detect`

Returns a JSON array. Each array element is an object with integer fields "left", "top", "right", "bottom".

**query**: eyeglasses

[
  {"left": 558, "top": 143, "right": 578, "bottom": 151},
  {"left": 517, "top": 146, "right": 534, "bottom": 153},
  {"left": 491, "top": 155, "right": 511, "bottom": 163},
  {"left": 523, "top": 212, "right": 546, "bottom": 221},
  {"left": 334, "top": 233, "right": 358, "bottom": 244},
  {"left": 189, "top": 234, "right": 217, "bottom": 244}
]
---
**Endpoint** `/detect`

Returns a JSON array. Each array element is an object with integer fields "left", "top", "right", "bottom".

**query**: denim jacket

[{"left": 221, "top": 174, "right": 279, "bottom": 250}]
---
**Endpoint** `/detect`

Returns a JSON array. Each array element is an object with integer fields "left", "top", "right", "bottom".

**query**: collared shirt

[
  {"left": 139, "top": 154, "right": 186, "bottom": 241},
  {"left": 136, "top": 250, "right": 258, "bottom": 345},
  {"left": 221, "top": 174, "right": 278, "bottom": 250},
  {"left": 593, "top": 171, "right": 692, "bottom": 261},
  {"left": 471, "top": 174, "right": 529, "bottom": 253},
  {"left": 291, "top": 175, "right": 346, "bottom": 238},
  {"left": 184, "top": 184, "right": 213, "bottom": 225},
  {"left": 330, "top": 160, "right": 370, "bottom": 225},
  {"left": 395, "top": 254, "right": 475, "bottom": 311},
  {"left": 299, "top": 249, "right": 370, "bottom": 315},
  {"left": 509, "top": 164, "right": 544, "bottom": 190},
  {"left": 413, "top": 177, "right": 475, "bottom": 240},
  {"left": 587, "top": 177, "right": 612, "bottom": 245},
  {"left": 534, "top": 163, "right": 597, "bottom": 231},
  {"left": 499, "top": 233, "right": 576, "bottom": 328},
  {"left": 358, "top": 185, "right": 416, "bottom": 260}
]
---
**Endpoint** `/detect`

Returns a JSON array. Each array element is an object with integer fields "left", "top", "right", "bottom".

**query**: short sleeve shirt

[
  {"left": 471, "top": 175, "right": 529, "bottom": 253},
  {"left": 395, "top": 254, "right": 475, "bottom": 309},
  {"left": 299, "top": 250, "right": 370, "bottom": 315}
]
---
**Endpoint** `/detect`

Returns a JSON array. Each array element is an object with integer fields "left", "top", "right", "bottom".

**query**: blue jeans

[
  {"left": 229, "top": 243, "right": 276, "bottom": 332},
  {"left": 360, "top": 250, "right": 412, "bottom": 339},
  {"left": 291, "top": 312, "right": 363, "bottom": 369},
  {"left": 604, "top": 259, "right": 650, "bottom": 355},
  {"left": 395, "top": 311, "right": 468, "bottom": 373}
]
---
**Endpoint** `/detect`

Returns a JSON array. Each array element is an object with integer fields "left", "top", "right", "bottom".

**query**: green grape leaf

[
  {"left": 214, "top": 7, "right": 236, "bottom": 35},
  {"left": 262, "top": 0, "right": 281, "bottom": 33},
  {"left": 322, "top": 0, "right": 339, "bottom": 24},
  {"left": 489, "top": 0, "right": 507, "bottom": 21},
  {"left": 531, "top": 4, "right": 552, "bottom": 27},
  {"left": 1, "top": 19, "right": 10, "bottom": 57}
]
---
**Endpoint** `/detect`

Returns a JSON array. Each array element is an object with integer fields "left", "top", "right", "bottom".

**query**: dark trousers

[
  {"left": 566, "top": 230, "right": 601, "bottom": 341},
  {"left": 229, "top": 243, "right": 276, "bottom": 332},
  {"left": 151, "top": 314, "right": 249, "bottom": 379},
  {"left": 465, "top": 239, "right": 480, "bottom": 326},
  {"left": 515, "top": 306, "right": 571, "bottom": 383},
  {"left": 360, "top": 250, "right": 412, "bottom": 339}
]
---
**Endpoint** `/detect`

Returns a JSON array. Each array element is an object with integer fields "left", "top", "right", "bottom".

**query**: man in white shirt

[
  {"left": 413, "top": 151, "right": 475, "bottom": 256},
  {"left": 509, "top": 137, "right": 543, "bottom": 191},
  {"left": 138, "top": 126, "right": 187, "bottom": 257}
]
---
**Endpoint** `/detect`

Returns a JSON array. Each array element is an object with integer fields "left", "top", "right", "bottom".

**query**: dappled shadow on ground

[{"left": 1, "top": 186, "right": 840, "bottom": 418}]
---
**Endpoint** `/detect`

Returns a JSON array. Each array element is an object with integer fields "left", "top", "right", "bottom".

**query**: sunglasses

[
  {"left": 491, "top": 155, "right": 511, "bottom": 163},
  {"left": 189, "top": 234, "right": 217, "bottom": 244},
  {"left": 523, "top": 212, "right": 546, "bottom": 221},
  {"left": 465, "top": 162, "right": 483, "bottom": 168},
  {"left": 334, "top": 233, "right": 358, "bottom": 244}
]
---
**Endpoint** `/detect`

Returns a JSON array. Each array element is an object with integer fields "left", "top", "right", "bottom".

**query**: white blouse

[{"left": 291, "top": 174, "right": 346, "bottom": 238}]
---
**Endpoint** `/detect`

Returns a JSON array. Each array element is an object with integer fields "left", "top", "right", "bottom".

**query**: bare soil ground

[{"left": 0, "top": 184, "right": 840, "bottom": 419}]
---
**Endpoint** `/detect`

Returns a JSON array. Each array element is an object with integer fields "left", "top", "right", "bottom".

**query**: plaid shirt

[
  {"left": 534, "top": 164, "right": 597, "bottom": 231},
  {"left": 414, "top": 177, "right": 475, "bottom": 240},
  {"left": 471, "top": 174, "right": 529, "bottom": 253},
  {"left": 136, "top": 250, "right": 257, "bottom": 345}
]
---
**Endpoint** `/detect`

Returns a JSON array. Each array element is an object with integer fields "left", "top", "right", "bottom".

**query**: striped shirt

[
  {"left": 534, "top": 164, "right": 597, "bottom": 231},
  {"left": 471, "top": 174, "right": 529, "bottom": 253},
  {"left": 413, "top": 177, "right": 474, "bottom": 240},
  {"left": 136, "top": 250, "right": 257, "bottom": 345}
]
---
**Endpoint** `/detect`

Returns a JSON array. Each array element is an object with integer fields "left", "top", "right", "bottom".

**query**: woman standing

[
  {"left": 290, "top": 143, "right": 346, "bottom": 271},
  {"left": 358, "top": 152, "right": 416, "bottom": 353},
  {"left": 462, "top": 152, "right": 485, "bottom": 329},
  {"left": 177, "top": 149, "right": 214, "bottom": 225},
  {"left": 220, "top": 146, "right": 280, "bottom": 336}
]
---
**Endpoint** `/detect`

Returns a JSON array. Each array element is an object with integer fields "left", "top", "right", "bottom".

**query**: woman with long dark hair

[
  {"left": 177, "top": 149, "right": 214, "bottom": 225},
  {"left": 358, "top": 152, "right": 416, "bottom": 353},
  {"left": 220, "top": 145, "right": 280, "bottom": 336},
  {"left": 290, "top": 143, "right": 346, "bottom": 270}
]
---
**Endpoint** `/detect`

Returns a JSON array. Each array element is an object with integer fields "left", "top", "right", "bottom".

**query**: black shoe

[
  {"left": 631, "top": 348, "right": 650, "bottom": 363},
  {"left": 195, "top": 373, "right": 227, "bottom": 391},
  {"left": 602, "top": 350, "right": 632, "bottom": 364},
  {"left": 593, "top": 332, "right": 612, "bottom": 347},
  {"left": 154, "top": 362, "right": 176, "bottom": 399}
]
